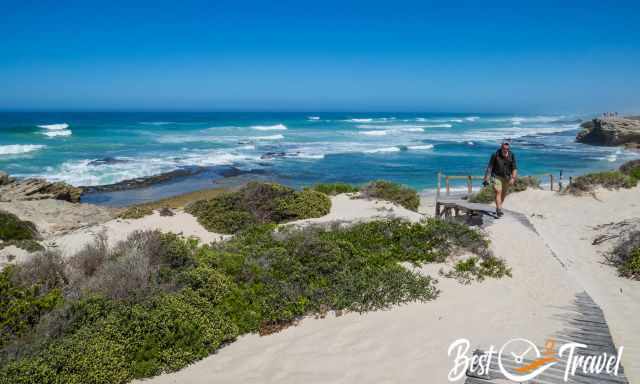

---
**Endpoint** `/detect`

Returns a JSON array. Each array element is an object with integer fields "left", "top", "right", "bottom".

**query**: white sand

[
  {"left": 5, "top": 190, "right": 638, "bottom": 383},
  {"left": 506, "top": 186, "right": 640, "bottom": 381},
  {"left": 288, "top": 193, "right": 425, "bottom": 226},
  {"left": 46, "top": 195, "right": 423, "bottom": 257},
  {"left": 49, "top": 210, "right": 229, "bottom": 256},
  {"left": 135, "top": 193, "right": 599, "bottom": 384}
]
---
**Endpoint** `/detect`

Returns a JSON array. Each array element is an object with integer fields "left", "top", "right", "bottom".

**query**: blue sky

[{"left": 1, "top": 0, "right": 639, "bottom": 112}]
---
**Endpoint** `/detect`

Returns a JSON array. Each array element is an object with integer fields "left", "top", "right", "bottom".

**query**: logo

[{"left": 448, "top": 338, "right": 623, "bottom": 382}]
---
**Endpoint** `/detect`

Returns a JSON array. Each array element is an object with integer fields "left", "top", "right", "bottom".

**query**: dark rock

[
  {"left": 81, "top": 167, "right": 204, "bottom": 193},
  {"left": 576, "top": 117, "right": 640, "bottom": 146},
  {"left": 88, "top": 157, "right": 130, "bottom": 166},
  {"left": 260, "top": 151, "right": 287, "bottom": 160},
  {"left": 218, "top": 166, "right": 267, "bottom": 178}
]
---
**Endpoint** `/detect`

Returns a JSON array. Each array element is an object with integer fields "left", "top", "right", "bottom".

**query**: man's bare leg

[{"left": 494, "top": 188, "right": 502, "bottom": 210}]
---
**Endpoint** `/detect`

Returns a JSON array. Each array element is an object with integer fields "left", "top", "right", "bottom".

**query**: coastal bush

[
  {"left": 619, "top": 159, "right": 640, "bottom": 181},
  {"left": 566, "top": 171, "right": 637, "bottom": 194},
  {"left": 118, "top": 206, "right": 154, "bottom": 220},
  {"left": 0, "top": 211, "right": 39, "bottom": 241},
  {"left": 278, "top": 189, "right": 331, "bottom": 218},
  {"left": 443, "top": 256, "right": 512, "bottom": 284},
  {"left": 607, "top": 229, "right": 640, "bottom": 280},
  {"left": 0, "top": 251, "right": 67, "bottom": 348},
  {"left": 312, "top": 182, "right": 359, "bottom": 195},
  {"left": 359, "top": 180, "right": 420, "bottom": 211},
  {"left": 469, "top": 176, "right": 540, "bottom": 204},
  {"left": 185, "top": 182, "right": 331, "bottom": 233},
  {"left": 0, "top": 218, "right": 501, "bottom": 383},
  {"left": 0, "top": 239, "right": 44, "bottom": 253}
]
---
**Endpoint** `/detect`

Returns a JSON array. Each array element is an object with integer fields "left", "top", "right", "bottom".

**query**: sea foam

[
  {"left": 37, "top": 123, "right": 69, "bottom": 130},
  {"left": 252, "top": 134, "right": 284, "bottom": 140},
  {"left": 42, "top": 130, "right": 72, "bottom": 137},
  {"left": 251, "top": 124, "right": 287, "bottom": 131},
  {"left": 0, "top": 144, "right": 46, "bottom": 155}
]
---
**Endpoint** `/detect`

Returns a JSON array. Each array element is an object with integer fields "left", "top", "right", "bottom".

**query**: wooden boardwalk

[{"left": 464, "top": 292, "right": 629, "bottom": 384}]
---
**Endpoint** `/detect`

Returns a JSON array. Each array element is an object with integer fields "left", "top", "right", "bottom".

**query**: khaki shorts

[{"left": 492, "top": 176, "right": 511, "bottom": 195}]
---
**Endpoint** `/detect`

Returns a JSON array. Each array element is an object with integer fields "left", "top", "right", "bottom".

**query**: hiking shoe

[{"left": 496, "top": 208, "right": 504, "bottom": 217}]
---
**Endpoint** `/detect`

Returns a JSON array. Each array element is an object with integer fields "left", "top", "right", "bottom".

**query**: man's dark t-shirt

[{"left": 488, "top": 150, "right": 517, "bottom": 179}]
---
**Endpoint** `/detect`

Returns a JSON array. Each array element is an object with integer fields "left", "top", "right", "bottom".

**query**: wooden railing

[{"left": 436, "top": 170, "right": 570, "bottom": 199}]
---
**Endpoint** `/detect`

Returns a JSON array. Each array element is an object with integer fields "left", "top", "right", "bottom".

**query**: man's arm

[
  {"left": 510, "top": 153, "right": 518, "bottom": 184},
  {"left": 484, "top": 154, "right": 495, "bottom": 181}
]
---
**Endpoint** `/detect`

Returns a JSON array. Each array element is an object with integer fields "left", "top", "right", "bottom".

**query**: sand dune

[{"left": 135, "top": 188, "right": 637, "bottom": 384}]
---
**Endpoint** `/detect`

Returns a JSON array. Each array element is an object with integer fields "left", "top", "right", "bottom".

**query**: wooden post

[
  {"left": 445, "top": 176, "right": 450, "bottom": 196},
  {"left": 437, "top": 171, "right": 442, "bottom": 200},
  {"left": 467, "top": 175, "right": 472, "bottom": 195},
  {"left": 558, "top": 170, "right": 563, "bottom": 191},
  {"left": 569, "top": 176, "right": 573, "bottom": 186},
  {"left": 549, "top": 174, "right": 554, "bottom": 191},
  {"left": 435, "top": 202, "right": 441, "bottom": 217}
]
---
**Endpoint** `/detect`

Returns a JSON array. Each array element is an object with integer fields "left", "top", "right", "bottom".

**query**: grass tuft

[
  {"left": 566, "top": 171, "right": 637, "bottom": 195},
  {"left": 311, "top": 182, "right": 359, "bottom": 195},
  {"left": 359, "top": 180, "right": 420, "bottom": 211}
]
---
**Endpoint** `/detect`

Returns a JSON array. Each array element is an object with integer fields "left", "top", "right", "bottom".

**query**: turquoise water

[{"left": 0, "top": 112, "right": 636, "bottom": 205}]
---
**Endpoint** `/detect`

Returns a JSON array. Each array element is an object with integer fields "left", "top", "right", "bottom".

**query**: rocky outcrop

[
  {"left": 81, "top": 167, "right": 204, "bottom": 193},
  {"left": 0, "top": 177, "right": 82, "bottom": 203},
  {"left": 576, "top": 117, "right": 640, "bottom": 146},
  {"left": 0, "top": 171, "right": 12, "bottom": 186}
]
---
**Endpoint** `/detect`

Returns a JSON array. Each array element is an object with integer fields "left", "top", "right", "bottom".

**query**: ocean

[{"left": 0, "top": 112, "right": 636, "bottom": 206}]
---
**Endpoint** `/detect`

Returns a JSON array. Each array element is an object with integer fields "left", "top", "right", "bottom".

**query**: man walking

[{"left": 483, "top": 142, "right": 518, "bottom": 217}]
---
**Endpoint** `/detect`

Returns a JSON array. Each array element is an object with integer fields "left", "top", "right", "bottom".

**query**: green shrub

[
  {"left": 469, "top": 186, "right": 496, "bottom": 203},
  {"left": 619, "top": 248, "right": 640, "bottom": 279},
  {"left": 607, "top": 230, "right": 640, "bottom": 280},
  {"left": 0, "top": 211, "right": 39, "bottom": 241},
  {"left": 118, "top": 206, "right": 153, "bottom": 220},
  {"left": 360, "top": 180, "right": 420, "bottom": 211},
  {"left": 619, "top": 159, "right": 640, "bottom": 181},
  {"left": 469, "top": 176, "right": 540, "bottom": 203},
  {"left": 312, "top": 182, "right": 359, "bottom": 195},
  {"left": 567, "top": 171, "right": 637, "bottom": 194},
  {"left": 0, "top": 265, "right": 64, "bottom": 349},
  {"left": 185, "top": 182, "right": 332, "bottom": 233},
  {"left": 278, "top": 189, "right": 331, "bottom": 219},
  {"left": 0, "top": 239, "right": 44, "bottom": 253},
  {"left": 443, "top": 256, "right": 512, "bottom": 284},
  {"left": 0, "top": 218, "right": 501, "bottom": 383}
]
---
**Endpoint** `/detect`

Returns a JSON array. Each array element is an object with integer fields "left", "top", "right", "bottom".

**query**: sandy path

[
  {"left": 135, "top": 210, "right": 581, "bottom": 384},
  {"left": 507, "top": 187, "right": 640, "bottom": 382}
]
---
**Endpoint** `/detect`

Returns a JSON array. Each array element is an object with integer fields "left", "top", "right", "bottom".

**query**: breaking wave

[
  {"left": 42, "top": 130, "right": 72, "bottom": 137},
  {"left": 251, "top": 124, "right": 287, "bottom": 131},
  {"left": 37, "top": 123, "right": 69, "bottom": 130},
  {"left": 0, "top": 144, "right": 46, "bottom": 155}
]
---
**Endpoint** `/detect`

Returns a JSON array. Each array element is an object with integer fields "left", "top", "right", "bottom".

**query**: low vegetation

[
  {"left": 0, "top": 211, "right": 39, "bottom": 242},
  {"left": 0, "top": 217, "right": 506, "bottom": 383},
  {"left": 117, "top": 188, "right": 228, "bottom": 220},
  {"left": 607, "top": 229, "right": 640, "bottom": 280},
  {"left": 619, "top": 159, "right": 640, "bottom": 181},
  {"left": 359, "top": 180, "right": 420, "bottom": 211},
  {"left": 469, "top": 176, "right": 540, "bottom": 203},
  {"left": 312, "top": 182, "right": 359, "bottom": 195},
  {"left": 0, "top": 239, "right": 44, "bottom": 253},
  {"left": 185, "top": 182, "right": 331, "bottom": 233},
  {"left": 565, "top": 171, "right": 637, "bottom": 195},
  {"left": 442, "top": 256, "right": 512, "bottom": 284}
]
